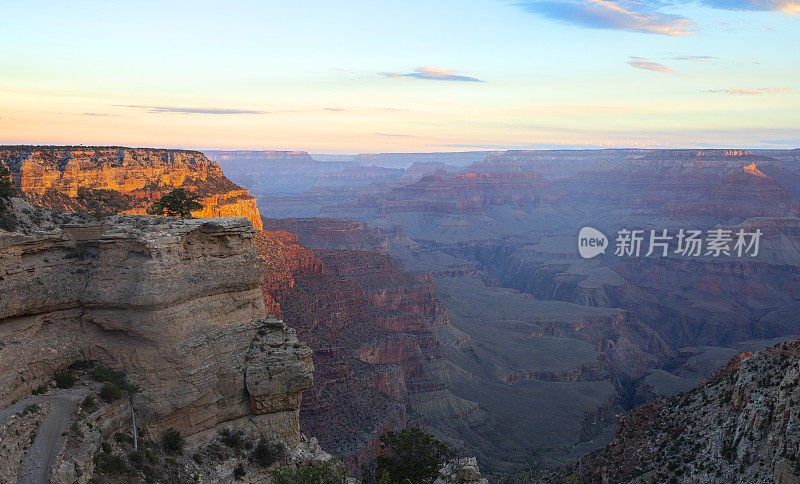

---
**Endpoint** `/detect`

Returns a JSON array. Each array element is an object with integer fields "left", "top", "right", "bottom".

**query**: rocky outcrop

[
  {"left": 435, "top": 457, "right": 489, "bottom": 484},
  {"left": 0, "top": 146, "right": 263, "bottom": 230},
  {"left": 0, "top": 208, "right": 311, "bottom": 445},
  {"left": 550, "top": 340, "right": 800, "bottom": 483}
]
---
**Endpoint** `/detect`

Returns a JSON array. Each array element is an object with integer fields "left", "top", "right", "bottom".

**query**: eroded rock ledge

[{"left": 0, "top": 211, "right": 312, "bottom": 445}]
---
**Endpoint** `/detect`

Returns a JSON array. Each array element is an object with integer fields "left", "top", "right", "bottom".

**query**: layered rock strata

[
  {"left": 0, "top": 146, "right": 262, "bottom": 230},
  {"left": 0, "top": 210, "right": 311, "bottom": 445}
]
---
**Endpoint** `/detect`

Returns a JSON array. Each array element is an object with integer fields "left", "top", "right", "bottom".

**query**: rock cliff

[
  {"left": 550, "top": 340, "right": 800, "bottom": 483},
  {"left": 0, "top": 146, "right": 263, "bottom": 230},
  {"left": 0, "top": 205, "right": 311, "bottom": 445}
]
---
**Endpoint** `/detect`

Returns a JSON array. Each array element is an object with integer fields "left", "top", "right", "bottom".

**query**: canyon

[{"left": 4, "top": 145, "right": 800, "bottom": 480}]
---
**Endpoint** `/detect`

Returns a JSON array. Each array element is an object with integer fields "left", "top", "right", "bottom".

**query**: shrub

[
  {"left": 20, "top": 404, "right": 39, "bottom": 416},
  {"left": 114, "top": 432, "right": 134, "bottom": 444},
  {"left": 96, "top": 453, "right": 130, "bottom": 475},
  {"left": 374, "top": 428, "right": 451, "bottom": 484},
  {"left": 272, "top": 460, "right": 346, "bottom": 484},
  {"left": 76, "top": 188, "right": 132, "bottom": 217},
  {"left": 162, "top": 428, "right": 184, "bottom": 455},
  {"left": 251, "top": 439, "right": 287, "bottom": 467},
  {"left": 91, "top": 364, "right": 138, "bottom": 393},
  {"left": 0, "top": 211, "right": 17, "bottom": 232},
  {"left": 82, "top": 394, "right": 96, "bottom": 409},
  {"left": 99, "top": 383, "right": 123, "bottom": 403},
  {"left": 220, "top": 428, "right": 245, "bottom": 450},
  {"left": 68, "top": 360, "right": 93, "bottom": 371},
  {"left": 0, "top": 165, "right": 15, "bottom": 199},
  {"left": 128, "top": 450, "right": 145, "bottom": 466},
  {"left": 233, "top": 462, "right": 246, "bottom": 480},
  {"left": 101, "top": 442, "right": 112, "bottom": 453},
  {"left": 0, "top": 165, "right": 17, "bottom": 231},
  {"left": 54, "top": 370, "right": 76, "bottom": 389}
]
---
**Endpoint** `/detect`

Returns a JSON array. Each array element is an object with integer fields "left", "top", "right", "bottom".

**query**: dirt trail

[{"left": 0, "top": 390, "right": 85, "bottom": 484}]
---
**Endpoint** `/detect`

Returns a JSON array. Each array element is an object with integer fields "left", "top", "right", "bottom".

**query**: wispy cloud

[
  {"left": 81, "top": 112, "right": 117, "bottom": 117},
  {"left": 380, "top": 66, "right": 484, "bottom": 82},
  {"left": 700, "top": 0, "right": 800, "bottom": 14},
  {"left": 627, "top": 56, "right": 674, "bottom": 73},
  {"left": 373, "top": 132, "right": 418, "bottom": 138},
  {"left": 707, "top": 87, "right": 793, "bottom": 95},
  {"left": 673, "top": 55, "right": 716, "bottom": 62},
  {"left": 513, "top": 0, "right": 696, "bottom": 35},
  {"left": 120, "top": 105, "right": 269, "bottom": 115}
]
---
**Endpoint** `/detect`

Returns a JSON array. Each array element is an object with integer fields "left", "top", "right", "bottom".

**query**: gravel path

[{"left": 1, "top": 389, "right": 86, "bottom": 484}]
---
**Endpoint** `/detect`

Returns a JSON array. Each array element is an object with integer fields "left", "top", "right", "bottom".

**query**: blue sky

[{"left": 0, "top": 0, "right": 798, "bottom": 152}]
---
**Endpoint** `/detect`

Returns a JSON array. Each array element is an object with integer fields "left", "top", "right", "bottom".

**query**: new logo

[{"left": 578, "top": 227, "right": 608, "bottom": 258}]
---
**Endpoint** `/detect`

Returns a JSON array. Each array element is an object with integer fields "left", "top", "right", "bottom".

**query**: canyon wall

[
  {"left": 0, "top": 209, "right": 311, "bottom": 445},
  {"left": 550, "top": 340, "right": 800, "bottom": 483},
  {"left": 257, "top": 218, "right": 453, "bottom": 472},
  {"left": 0, "top": 146, "right": 262, "bottom": 230}
]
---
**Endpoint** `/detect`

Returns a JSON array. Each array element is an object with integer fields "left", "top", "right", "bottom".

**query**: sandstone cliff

[
  {"left": 0, "top": 204, "right": 310, "bottom": 446},
  {"left": 0, "top": 146, "right": 263, "bottom": 230}
]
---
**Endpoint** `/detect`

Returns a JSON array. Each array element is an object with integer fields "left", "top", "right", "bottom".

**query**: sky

[{"left": 0, "top": 0, "right": 798, "bottom": 153}]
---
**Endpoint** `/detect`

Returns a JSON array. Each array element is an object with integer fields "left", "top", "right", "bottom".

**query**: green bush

[
  {"left": 0, "top": 165, "right": 17, "bottom": 232},
  {"left": 99, "top": 383, "right": 123, "bottom": 402},
  {"left": 219, "top": 427, "right": 245, "bottom": 450},
  {"left": 272, "top": 460, "right": 346, "bottom": 484},
  {"left": 162, "top": 428, "right": 184, "bottom": 455},
  {"left": 233, "top": 462, "right": 246, "bottom": 480},
  {"left": 96, "top": 453, "right": 130, "bottom": 475},
  {"left": 251, "top": 439, "right": 287, "bottom": 467},
  {"left": 20, "top": 404, "right": 39, "bottom": 416},
  {"left": 82, "top": 394, "right": 96, "bottom": 409},
  {"left": 76, "top": 188, "right": 132, "bottom": 217},
  {"left": 0, "top": 211, "right": 17, "bottom": 232},
  {"left": 128, "top": 450, "right": 145, "bottom": 466},
  {"left": 374, "top": 428, "right": 451, "bottom": 484},
  {"left": 54, "top": 370, "right": 76, "bottom": 389},
  {"left": 91, "top": 364, "right": 138, "bottom": 393},
  {"left": 0, "top": 165, "right": 14, "bottom": 199}
]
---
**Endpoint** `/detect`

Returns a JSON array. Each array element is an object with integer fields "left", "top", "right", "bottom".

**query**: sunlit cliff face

[
  {"left": 0, "top": 147, "right": 263, "bottom": 230},
  {"left": 743, "top": 163, "right": 769, "bottom": 178}
]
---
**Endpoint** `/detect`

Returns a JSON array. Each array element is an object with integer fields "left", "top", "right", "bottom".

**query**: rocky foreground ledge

[{"left": 0, "top": 203, "right": 313, "bottom": 457}]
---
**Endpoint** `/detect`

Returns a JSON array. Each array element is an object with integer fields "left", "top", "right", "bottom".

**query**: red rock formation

[
  {"left": 252, "top": 232, "right": 451, "bottom": 473},
  {"left": 0, "top": 146, "right": 263, "bottom": 229},
  {"left": 252, "top": 230, "right": 323, "bottom": 318}
]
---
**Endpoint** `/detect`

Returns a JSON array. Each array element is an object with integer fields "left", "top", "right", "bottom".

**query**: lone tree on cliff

[
  {"left": 371, "top": 427, "right": 452, "bottom": 483},
  {"left": 147, "top": 188, "right": 203, "bottom": 217}
]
